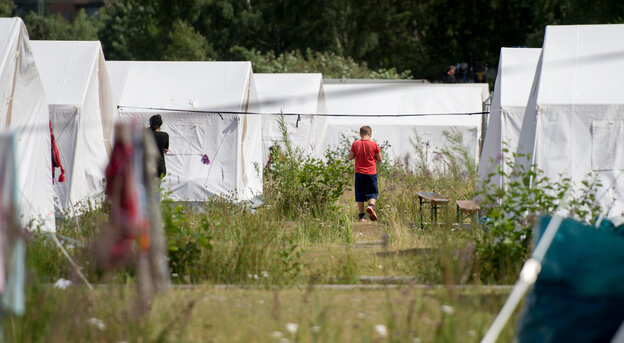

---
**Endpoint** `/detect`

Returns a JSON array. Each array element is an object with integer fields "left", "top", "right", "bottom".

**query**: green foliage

[
  {"left": 161, "top": 201, "right": 213, "bottom": 282},
  {"left": 409, "top": 127, "right": 476, "bottom": 180},
  {"left": 99, "top": 0, "right": 162, "bottom": 60},
  {"left": 439, "top": 128, "right": 478, "bottom": 179},
  {"left": 265, "top": 116, "right": 353, "bottom": 218},
  {"left": 0, "top": 0, "right": 15, "bottom": 17},
  {"left": 229, "top": 47, "right": 410, "bottom": 79},
  {"left": 163, "top": 19, "right": 215, "bottom": 61},
  {"left": 476, "top": 151, "right": 603, "bottom": 282},
  {"left": 23, "top": 9, "right": 102, "bottom": 40}
]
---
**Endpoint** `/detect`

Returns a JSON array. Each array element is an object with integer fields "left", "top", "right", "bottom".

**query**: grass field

[
  {"left": 7, "top": 285, "right": 516, "bottom": 342},
  {"left": 8, "top": 131, "right": 537, "bottom": 342}
]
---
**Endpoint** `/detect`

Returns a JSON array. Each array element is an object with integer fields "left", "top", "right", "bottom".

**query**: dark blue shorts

[{"left": 354, "top": 173, "right": 378, "bottom": 202}]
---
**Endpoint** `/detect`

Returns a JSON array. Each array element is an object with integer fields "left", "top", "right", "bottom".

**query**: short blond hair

[{"left": 359, "top": 126, "right": 372, "bottom": 136}]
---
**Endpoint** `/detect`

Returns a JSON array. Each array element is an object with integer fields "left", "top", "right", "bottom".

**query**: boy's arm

[
  {"left": 375, "top": 151, "right": 382, "bottom": 162},
  {"left": 348, "top": 151, "right": 355, "bottom": 160}
]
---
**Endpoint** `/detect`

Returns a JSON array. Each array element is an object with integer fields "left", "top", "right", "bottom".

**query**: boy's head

[{"left": 359, "top": 126, "right": 372, "bottom": 137}]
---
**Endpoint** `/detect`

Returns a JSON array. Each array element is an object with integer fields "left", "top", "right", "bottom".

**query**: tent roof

[
  {"left": 322, "top": 83, "right": 486, "bottom": 126},
  {"left": 254, "top": 73, "right": 323, "bottom": 114},
  {"left": 31, "top": 40, "right": 103, "bottom": 106},
  {"left": 497, "top": 48, "right": 542, "bottom": 107},
  {"left": 538, "top": 24, "right": 624, "bottom": 105},
  {"left": 109, "top": 61, "right": 255, "bottom": 112}
]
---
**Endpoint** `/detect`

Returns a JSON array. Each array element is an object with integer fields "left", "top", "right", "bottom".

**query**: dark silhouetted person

[{"left": 149, "top": 115, "right": 169, "bottom": 178}]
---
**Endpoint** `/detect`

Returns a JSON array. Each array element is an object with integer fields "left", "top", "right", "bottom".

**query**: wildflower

[
  {"left": 53, "top": 278, "right": 72, "bottom": 289},
  {"left": 87, "top": 317, "right": 106, "bottom": 331},
  {"left": 285, "top": 322, "right": 298, "bottom": 334},
  {"left": 440, "top": 305, "right": 455, "bottom": 315},
  {"left": 272, "top": 331, "right": 283, "bottom": 338},
  {"left": 261, "top": 271, "right": 269, "bottom": 278},
  {"left": 201, "top": 154, "right": 210, "bottom": 165},
  {"left": 374, "top": 324, "right": 388, "bottom": 337}
]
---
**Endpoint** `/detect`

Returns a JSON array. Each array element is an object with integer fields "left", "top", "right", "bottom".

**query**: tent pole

[{"left": 51, "top": 234, "right": 93, "bottom": 290}]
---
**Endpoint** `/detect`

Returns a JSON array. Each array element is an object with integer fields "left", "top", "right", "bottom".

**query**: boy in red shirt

[{"left": 348, "top": 126, "right": 382, "bottom": 222}]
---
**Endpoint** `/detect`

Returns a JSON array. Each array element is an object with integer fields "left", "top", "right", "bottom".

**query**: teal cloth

[{"left": 516, "top": 216, "right": 624, "bottom": 343}]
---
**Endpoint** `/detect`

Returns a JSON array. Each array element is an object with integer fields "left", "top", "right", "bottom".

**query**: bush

[
  {"left": 264, "top": 116, "right": 352, "bottom": 218},
  {"left": 229, "top": 47, "right": 412, "bottom": 79},
  {"left": 476, "top": 150, "right": 602, "bottom": 282}
]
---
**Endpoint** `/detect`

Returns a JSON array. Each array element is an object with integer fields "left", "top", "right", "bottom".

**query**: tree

[
  {"left": 0, "top": 0, "right": 15, "bottom": 17},
  {"left": 163, "top": 19, "right": 215, "bottom": 61},
  {"left": 99, "top": 0, "right": 162, "bottom": 60},
  {"left": 22, "top": 9, "right": 101, "bottom": 40}
]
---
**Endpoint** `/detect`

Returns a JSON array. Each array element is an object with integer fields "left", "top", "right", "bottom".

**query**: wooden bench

[
  {"left": 416, "top": 192, "right": 450, "bottom": 229},
  {"left": 456, "top": 200, "right": 480, "bottom": 228}
]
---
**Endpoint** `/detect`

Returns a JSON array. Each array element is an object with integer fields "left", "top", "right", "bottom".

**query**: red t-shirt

[{"left": 351, "top": 139, "right": 380, "bottom": 175}]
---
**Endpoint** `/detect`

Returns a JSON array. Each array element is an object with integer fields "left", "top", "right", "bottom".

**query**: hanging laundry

[
  {"left": 98, "top": 121, "right": 169, "bottom": 312},
  {"left": 0, "top": 131, "right": 25, "bottom": 316},
  {"left": 50, "top": 122, "right": 65, "bottom": 183}
]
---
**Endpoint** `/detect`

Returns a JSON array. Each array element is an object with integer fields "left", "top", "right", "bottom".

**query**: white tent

[
  {"left": 254, "top": 73, "right": 327, "bottom": 164},
  {"left": 0, "top": 18, "right": 55, "bottom": 231},
  {"left": 31, "top": 40, "right": 114, "bottom": 212},
  {"left": 516, "top": 24, "right": 624, "bottom": 215},
  {"left": 322, "top": 81, "right": 489, "bottom": 169},
  {"left": 478, "top": 48, "right": 542, "bottom": 188},
  {"left": 109, "top": 61, "right": 263, "bottom": 202}
]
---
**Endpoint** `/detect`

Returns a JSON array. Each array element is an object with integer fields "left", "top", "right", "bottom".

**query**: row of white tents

[
  {"left": 18, "top": 18, "right": 624, "bottom": 230},
  {"left": 1, "top": 17, "right": 492, "bottom": 233},
  {"left": 479, "top": 24, "right": 624, "bottom": 216}
]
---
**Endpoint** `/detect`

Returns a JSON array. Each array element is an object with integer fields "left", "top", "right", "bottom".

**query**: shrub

[
  {"left": 264, "top": 116, "right": 352, "bottom": 218},
  {"left": 476, "top": 150, "right": 602, "bottom": 282}
]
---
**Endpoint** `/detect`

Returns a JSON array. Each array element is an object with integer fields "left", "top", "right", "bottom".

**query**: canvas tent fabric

[
  {"left": 321, "top": 82, "right": 488, "bottom": 169},
  {"left": 110, "top": 61, "right": 263, "bottom": 202},
  {"left": 516, "top": 24, "right": 624, "bottom": 216},
  {"left": 478, "top": 48, "right": 541, "bottom": 188},
  {"left": 254, "top": 73, "right": 328, "bottom": 165},
  {"left": 31, "top": 40, "right": 114, "bottom": 212},
  {"left": 0, "top": 18, "right": 55, "bottom": 232}
]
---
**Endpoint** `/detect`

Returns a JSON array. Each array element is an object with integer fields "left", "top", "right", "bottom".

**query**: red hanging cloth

[{"left": 50, "top": 122, "right": 65, "bottom": 183}]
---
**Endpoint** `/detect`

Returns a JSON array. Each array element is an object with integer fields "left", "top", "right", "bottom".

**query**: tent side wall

[
  {"left": 478, "top": 61, "right": 504, "bottom": 189},
  {"left": 1, "top": 20, "right": 55, "bottom": 231},
  {"left": 96, "top": 46, "right": 115, "bottom": 154}
]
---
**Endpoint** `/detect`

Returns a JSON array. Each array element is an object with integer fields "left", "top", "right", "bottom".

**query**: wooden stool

[
  {"left": 456, "top": 200, "right": 480, "bottom": 228},
  {"left": 416, "top": 192, "right": 450, "bottom": 229}
]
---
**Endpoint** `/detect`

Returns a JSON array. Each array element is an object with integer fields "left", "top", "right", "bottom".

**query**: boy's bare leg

[
  {"left": 357, "top": 202, "right": 365, "bottom": 213},
  {"left": 368, "top": 199, "right": 376, "bottom": 206}
]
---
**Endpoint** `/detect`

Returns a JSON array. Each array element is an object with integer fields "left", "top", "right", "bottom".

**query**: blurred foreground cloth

[
  {"left": 0, "top": 131, "right": 25, "bottom": 316},
  {"left": 101, "top": 122, "right": 169, "bottom": 307},
  {"left": 516, "top": 216, "right": 624, "bottom": 343}
]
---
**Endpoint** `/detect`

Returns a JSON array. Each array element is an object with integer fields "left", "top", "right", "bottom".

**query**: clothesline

[{"left": 117, "top": 105, "right": 489, "bottom": 118}]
